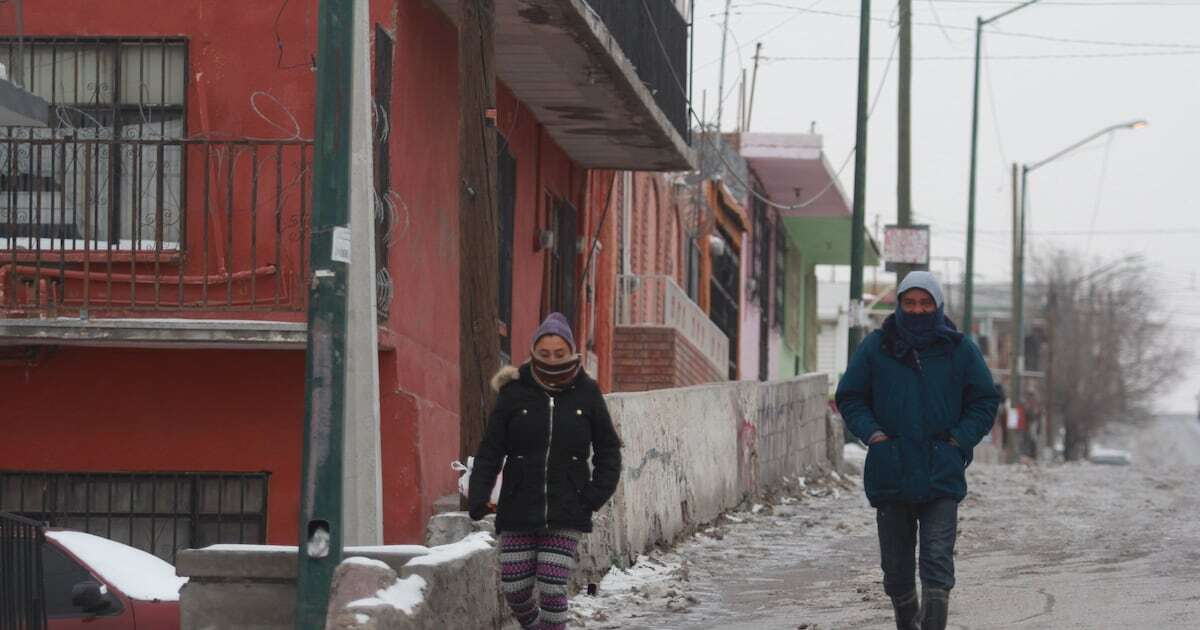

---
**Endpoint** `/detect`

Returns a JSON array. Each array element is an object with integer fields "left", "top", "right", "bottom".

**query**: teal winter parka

[{"left": 836, "top": 329, "right": 1000, "bottom": 507}]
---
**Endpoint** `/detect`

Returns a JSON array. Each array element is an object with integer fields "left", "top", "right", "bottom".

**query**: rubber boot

[
  {"left": 889, "top": 590, "right": 920, "bottom": 630},
  {"left": 921, "top": 587, "right": 950, "bottom": 630}
]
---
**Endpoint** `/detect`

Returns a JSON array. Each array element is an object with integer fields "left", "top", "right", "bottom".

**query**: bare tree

[{"left": 1038, "top": 250, "right": 1190, "bottom": 460}]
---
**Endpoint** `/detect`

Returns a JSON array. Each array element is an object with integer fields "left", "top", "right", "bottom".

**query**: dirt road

[{"left": 572, "top": 415, "right": 1200, "bottom": 629}]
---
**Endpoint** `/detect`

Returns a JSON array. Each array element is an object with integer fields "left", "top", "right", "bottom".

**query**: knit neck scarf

[
  {"left": 882, "top": 305, "right": 964, "bottom": 372},
  {"left": 530, "top": 353, "right": 582, "bottom": 392}
]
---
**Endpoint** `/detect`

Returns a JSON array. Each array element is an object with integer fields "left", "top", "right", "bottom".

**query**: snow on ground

[
  {"left": 569, "top": 472, "right": 869, "bottom": 629},
  {"left": 570, "top": 416, "right": 1200, "bottom": 629},
  {"left": 47, "top": 531, "right": 188, "bottom": 602}
]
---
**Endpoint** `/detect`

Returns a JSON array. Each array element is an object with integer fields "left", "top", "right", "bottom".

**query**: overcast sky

[{"left": 691, "top": 0, "right": 1200, "bottom": 413}]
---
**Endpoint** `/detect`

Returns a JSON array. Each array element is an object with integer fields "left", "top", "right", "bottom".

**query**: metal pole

[
  {"left": 1013, "top": 164, "right": 1028, "bottom": 417},
  {"left": 715, "top": 0, "right": 732, "bottom": 131},
  {"left": 896, "top": 0, "right": 913, "bottom": 285},
  {"left": 964, "top": 17, "right": 983, "bottom": 337},
  {"left": 964, "top": 0, "right": 1041, "bottom": 338},
  {"left": 848, "top": 0, "right": 872, "bottom": 355},
  {"left": 295, "top": 0, "right": 354, "bottom": 625}
]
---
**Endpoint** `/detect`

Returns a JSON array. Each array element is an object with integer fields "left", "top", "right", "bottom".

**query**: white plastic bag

[{"left": 451, "top": 456, "right": 503, "bottom": 504}]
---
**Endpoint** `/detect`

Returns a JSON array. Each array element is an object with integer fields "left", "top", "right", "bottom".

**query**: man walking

[{"left": 836, "top": 271, "right": 1000, "bottom": 630}]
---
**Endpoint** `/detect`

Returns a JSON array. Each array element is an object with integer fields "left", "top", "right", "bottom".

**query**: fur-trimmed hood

[{"left": 490, "top": 365, "right": 521, "bottom": 392}]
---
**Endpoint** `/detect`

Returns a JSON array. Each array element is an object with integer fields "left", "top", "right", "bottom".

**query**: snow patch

[
  {"left": 345, "top": 544, "right": 430, "bottom": 556},
  {"left": 348, "top": 574, "right": 428, "bottom": 615},
  {"left": 46, "top": 531, "right": 187, "bottom": 602},
  {"left": 341, "top": 556, "right": 393, "bottom": 570},
  {"left": 405, "top": 531, "right": 493, "bottom": 568},
  {"left": 843, "top": 442, "right": 867, "bottom": 466},
  {"left": 203, "top": 544, "right": 295, "bottom": 553}
]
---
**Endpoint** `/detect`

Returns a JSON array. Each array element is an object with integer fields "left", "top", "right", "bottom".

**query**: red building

[{"left": 0, "top": 0, "right": 692, "bottom": 555}]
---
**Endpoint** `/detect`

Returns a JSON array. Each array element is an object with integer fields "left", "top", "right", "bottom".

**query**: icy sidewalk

[{"left": 569, "top": 463, "right": 871, "bottom": 630}]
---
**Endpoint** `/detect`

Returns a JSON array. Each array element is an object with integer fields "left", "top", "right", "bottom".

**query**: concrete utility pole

[
  {"left": 296, "top": 0, "right": 354, "bottom": 625},
  {"left": 847, "top": 0, "right": 871, "bottom": 356},
  {"left": 716, "top": 0, "right": 732, "bottom": 131},
  {"left": 1008, "top": 162, "right": 1021, "bottom": 463},
  {"left": 746, "top": 43, "right": 763, "bottom": 132},
  {"left": 458, "top": 0, "right": 502, "bottom": 465},
  {"left": 343, "top": 0, "right": 383, "bottom": 547},
  {"left": 896, "top": 0, "right": 913, "bottom": 284}
]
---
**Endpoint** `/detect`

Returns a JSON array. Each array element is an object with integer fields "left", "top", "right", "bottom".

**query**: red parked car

[{"left": 42, "top": 530, "right": 184, "bottom": 629}]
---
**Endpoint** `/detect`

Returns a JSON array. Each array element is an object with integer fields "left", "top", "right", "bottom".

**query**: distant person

[
  {"left": 836, "top": 272, "right": 1000, "bottom": 630},
  {"left": 468, "top": 313, "right": 622, "bottom": 630}
]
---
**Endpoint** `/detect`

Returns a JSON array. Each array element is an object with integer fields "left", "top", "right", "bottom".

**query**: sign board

[{"left": 883, "top": 224, "right": 930, "bottom": 272}]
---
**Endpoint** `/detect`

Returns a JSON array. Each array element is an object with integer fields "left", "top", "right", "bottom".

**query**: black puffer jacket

[{"left": 467, "top": 363, "right": 622, "bottom": 533}]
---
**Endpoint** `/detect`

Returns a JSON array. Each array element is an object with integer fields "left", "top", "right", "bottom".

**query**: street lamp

[
  {"left": 964, "top": 0, "right": 1042, "bottom": 339},
  {"left": 1011, "top": 119, "right": 1147, "bottom": 452}
]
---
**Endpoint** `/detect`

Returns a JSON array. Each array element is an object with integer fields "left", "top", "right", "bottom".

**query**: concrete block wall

[
  {"left": 179, "top": 374, "right": 835, "bottom": 629},
  {"left": 577, "top": 373, "right": 832, "bottom": 584},
  {"left": 612, "top": 326, "right": 724, "bottom": 392},
  {"left": 750, "top": 374, "right": 831, "bottom": 491}
]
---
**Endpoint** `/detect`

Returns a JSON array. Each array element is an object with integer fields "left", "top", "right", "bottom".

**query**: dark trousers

[{"left": 876, "top": 498, "right": 958, "bottom": 596}]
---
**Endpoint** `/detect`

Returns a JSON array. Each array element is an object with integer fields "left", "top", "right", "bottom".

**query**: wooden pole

[{"left": 458, "top": 0, "right": 501, "bottom": 466}]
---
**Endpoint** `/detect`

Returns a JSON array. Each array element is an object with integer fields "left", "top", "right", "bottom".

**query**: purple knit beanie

[{"left": 533, "top": 312, "right": 576, "bottom": 353}]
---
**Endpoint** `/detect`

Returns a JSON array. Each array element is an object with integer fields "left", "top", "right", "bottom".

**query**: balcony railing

[
  {"left": 585, "top": 0, "right": 690, "bottom": 141},
  {"left": 617, "top": 274, "right": 729, "bottom": 375},
  {"left": 0, "top": 133, "right": 312, "bottom": 316}
]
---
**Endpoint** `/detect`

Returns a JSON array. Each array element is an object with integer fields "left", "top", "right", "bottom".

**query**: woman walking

[{"left": 468, "top": 313, "right": 622, "bottom": 630}]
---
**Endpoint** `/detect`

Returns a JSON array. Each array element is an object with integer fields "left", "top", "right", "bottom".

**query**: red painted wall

[
  {"left": 376, "top": 0, "right": 463, "bottom": 543},
  {"left": 0, "top": 347, "right": 305, "bottom": 545},
  {"left": 5, "top": 0, "right": 606, "bottom": 546}
]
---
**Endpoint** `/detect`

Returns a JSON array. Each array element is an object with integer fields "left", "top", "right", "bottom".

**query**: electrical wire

[
  {"left": 707, "top": 32, "right": 901, "bottom": 212},
  {"left": 1083, "top": 134, "right": 1115, "bottom": 257},
  {"left": 695, "top": 0, "right": 828, "bottom": 70},
  {"left": 721, "top": 3, "right": 1200, "bottom": 50},
  {"left": 764, "top": 50, "right": 1200, "bottom": 61},
  {"left": 980, "top": 39, "right": 1009, "bottom": 167},
  {"left": 645, "top": 0, "right": 901, "bottom": 211}
]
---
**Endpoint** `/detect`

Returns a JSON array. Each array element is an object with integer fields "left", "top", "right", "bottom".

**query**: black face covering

[{"left": 530, "top": 353, "right": 582, "bottom": 391}]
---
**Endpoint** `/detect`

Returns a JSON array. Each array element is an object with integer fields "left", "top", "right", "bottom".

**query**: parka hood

[{"left": 490, "top": 365, "right": 521, "bottom": 392}]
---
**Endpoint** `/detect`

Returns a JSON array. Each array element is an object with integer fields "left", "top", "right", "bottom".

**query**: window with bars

[
  {"left": 497, "top": 136, "right": 516, "bottom": 361},
  {"left": 549, "top": 197, "right": 578, "bottom": 322},
  {"left": 0, "top": 38, "right": 186, "bottom": 247},
  {"left": 750, "top": 196, "right": 770, "bottom": 308},
  {"left": 0, "top": 470, "right": 268, "bottom": 563}
]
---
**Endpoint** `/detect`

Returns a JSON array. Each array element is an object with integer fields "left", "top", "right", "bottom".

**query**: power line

[
  {"left": 981, "top": 39, "right": 1009, "bottom": 166},
  {"left": 719, "top": 3, "right": 1200, "bottom": 50},
  {"left": 924, "top": 0, "right": 1200, "bottom": 6},
  {"left": 1084, "top": 134, "right": 1116, "bottom": 256},
  {"left": 649, "top": 0, "right": 903, "bottom": 212},
  {"left": 765, "top": 50, "right": 1200, "bottom": 61},
  {"left": 940, "top": 227, "right": 1200, "bottom": 236}
]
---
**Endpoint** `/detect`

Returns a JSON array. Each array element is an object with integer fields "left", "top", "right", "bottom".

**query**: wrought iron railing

[
  {"left": 0, "top": 511, "right": 47, "bottom": 630},
  {"left": 0, "top": 471, "right": 269, "bottom": 563},
  {"left": 585, "top": 0, "right": 690, "bottom": 141},
  {"left": 617, "top": 274, "right": 729, "bottom": 375},
  {"left": 0, "top": 133, "right": 312, "bottom": 315}
]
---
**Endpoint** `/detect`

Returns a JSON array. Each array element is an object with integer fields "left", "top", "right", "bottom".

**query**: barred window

[
  {"left": 0, "top": 470, "right": 268, "bottom": 563},
  {"left": 0, "top": 38, "right": 186, "bottom": 247}
]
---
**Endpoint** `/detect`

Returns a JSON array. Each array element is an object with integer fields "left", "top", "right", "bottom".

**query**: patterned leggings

[{"left": 499, "top": 529, "right": 582, "bottom": 630}]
